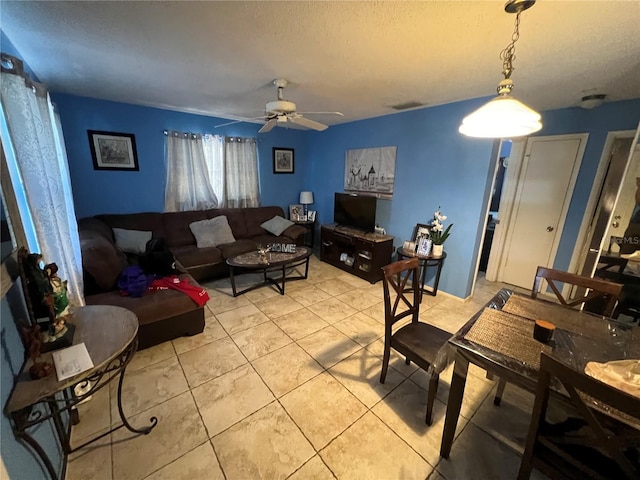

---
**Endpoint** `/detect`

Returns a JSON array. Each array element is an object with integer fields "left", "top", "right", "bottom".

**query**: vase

[{"left": 432, "top": 244, "right": 444, "bottom": 257}]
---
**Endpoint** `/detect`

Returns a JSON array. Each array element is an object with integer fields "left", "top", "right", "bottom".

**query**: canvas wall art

[{"left": 344, "top": 146, "right": 396, "bottom": 196}]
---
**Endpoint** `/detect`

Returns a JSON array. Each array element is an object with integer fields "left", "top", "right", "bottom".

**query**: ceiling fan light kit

[
  {"left": 215, "top": 78, "right": 343, "bottom": 133},
  {"left": 459, "top": 0, "right": 542, "bottom": 138}
]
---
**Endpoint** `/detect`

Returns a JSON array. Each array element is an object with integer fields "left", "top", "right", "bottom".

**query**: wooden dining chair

[
  {"left": 379, "top": 257, "right": 451, "bottom": 425},
  {"left": 518, "top": 353, "right": 640, "bottom": 479},
  {"left": 532, "top": 266, "right": 623, "bottom": 317},
  {"left": 493, "top": 266, "right": 623, "bottom": 406}
]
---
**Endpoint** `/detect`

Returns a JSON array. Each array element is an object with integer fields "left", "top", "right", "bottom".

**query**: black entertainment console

[{"left": 320, "top": 223, "right": 394, "bottom": 283}]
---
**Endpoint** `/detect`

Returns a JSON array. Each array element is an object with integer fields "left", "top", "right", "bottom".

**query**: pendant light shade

[
  {"left": 459, "top": 0, "right": 542, "bottom": 139},
  {"left": 459, "top": 95, "right": 542, "bottom": 138}
]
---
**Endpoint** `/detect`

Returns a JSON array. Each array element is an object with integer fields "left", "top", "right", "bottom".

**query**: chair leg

[
  {"left": 380, "top": 344, "right": 390, "bottom": 384},
  {"left": 425, "top": 371, "right": 439, "bottom": 426},
  {"left": 494, "top": 378, "right": 507, "bottom": 406}
]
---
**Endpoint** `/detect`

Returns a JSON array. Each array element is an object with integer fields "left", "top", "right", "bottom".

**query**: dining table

[{"left": 439, "top": 288, "right": 640, "bottom": 459}]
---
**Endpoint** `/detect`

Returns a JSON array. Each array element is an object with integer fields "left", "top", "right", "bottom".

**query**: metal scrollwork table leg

[{"left": 10, "top": 337, "right": 158, "bottom": 480}]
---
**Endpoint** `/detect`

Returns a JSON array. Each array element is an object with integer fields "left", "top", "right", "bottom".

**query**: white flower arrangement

[{"left": 430, "top": 207, "right": 453, "bottom": 245}]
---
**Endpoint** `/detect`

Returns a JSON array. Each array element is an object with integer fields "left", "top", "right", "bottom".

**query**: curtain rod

[{"left": 163, "top": 130, "right": 258, "bottom": 142}]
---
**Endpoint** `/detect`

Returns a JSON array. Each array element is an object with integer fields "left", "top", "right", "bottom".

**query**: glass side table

[{"left": 5, "top": 305, "right": 157, "bottom": 480}]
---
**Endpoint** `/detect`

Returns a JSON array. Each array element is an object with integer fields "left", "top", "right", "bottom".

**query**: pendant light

[{"left": 459, "top": 0, "right": 542, "bottom": 138}]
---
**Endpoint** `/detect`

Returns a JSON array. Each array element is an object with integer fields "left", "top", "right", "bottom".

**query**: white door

[{"left": 498, "top": 135, "right": 588, "bottom": 288}]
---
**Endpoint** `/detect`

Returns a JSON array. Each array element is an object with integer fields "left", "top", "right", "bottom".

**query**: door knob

[
  {"left": 546, "top": 226, "right": 554, "bottom": 232},
  {"left": 612, "top": 221, "right": 619, "bottom": 228}
]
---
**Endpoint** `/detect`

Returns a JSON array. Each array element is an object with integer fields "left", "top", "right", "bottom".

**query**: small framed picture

[
  {"left": 88, "top": 130, "right": 139, "bottom": 171},
  {"left": 273, "top": 147, "right": 294, "bottom": 174},
  {"left": 289, "top": 204, "right": 303, "bottom": 221},
  {"left": 307, "top": 210, "right": 317, "bottom": 222},
  {"left": 413, "top": 223, "right": 432, "bottom": 245},
  {"left": 416, "top": 237, "right": 432, "bottom": 256}
]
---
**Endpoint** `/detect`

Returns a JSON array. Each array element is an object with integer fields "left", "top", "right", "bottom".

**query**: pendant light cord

[{"left": 500, "top": 11, "right": 522, "bottom": 79}]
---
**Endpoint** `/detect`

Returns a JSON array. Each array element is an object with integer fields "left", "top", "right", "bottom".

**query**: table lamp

[{"left": 299, "top": 191, "right": 314, "bottom": 217}]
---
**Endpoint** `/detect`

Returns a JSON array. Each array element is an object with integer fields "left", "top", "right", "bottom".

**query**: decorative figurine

[{"left": 22, "top": 325, "right": 53, "bottom": 379}]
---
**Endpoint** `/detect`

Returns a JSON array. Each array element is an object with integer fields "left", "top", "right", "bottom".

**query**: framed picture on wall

[
  {"left": 88, "top": 130, "right": 139, "bottom": 171},
  {"left": 273, "top": 147, "right": 294, "bottom": 174}
]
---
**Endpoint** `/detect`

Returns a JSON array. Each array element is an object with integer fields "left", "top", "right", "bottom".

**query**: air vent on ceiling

[{"left": 390, "top": 101, "right": 424, "bottom": 111}]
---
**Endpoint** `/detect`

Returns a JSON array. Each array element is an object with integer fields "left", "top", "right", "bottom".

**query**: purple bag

[{"left": 117, "top": 265, "right": 151, "bottom": 297}]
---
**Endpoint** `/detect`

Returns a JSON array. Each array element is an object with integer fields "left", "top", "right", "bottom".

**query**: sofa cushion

[
  {"left": 217, "top": 239, "right": 258, "bottom": 259},
  {"left": 113, "top": 228, "right": 152, "bottom": 254},
  {"left": 97, "top": 213, "right": 166, "bottom": 239},
  {"left": 172, "top": 245, "right": 224, "bottom": 269},
  {"left": 189, "top": 216, "right": 236, "bottom": 248},
  {"left": 243, "top": 207, "right": 287, "bottom": 237},
  {"left": 162, "top": 210, "right": 209, "bottom": 247},
  {"left": 261, "top": 215, "right": 294, "bottom": 236},
  {"left": 282, "top": 224, "right": 308, "bottom": 242},
  {"left": 80, "top": 232, "right": 127, "bottom": 292},
  {"left": 85, "top": 273, "right": 201, "bottom": 326},
  {"left": 207, "top": 209, "right": 248, "bottom": 239}
]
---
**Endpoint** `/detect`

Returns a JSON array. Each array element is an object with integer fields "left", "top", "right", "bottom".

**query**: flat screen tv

[{"left": 334, "top": 193, "right": 377, "bottom": 232}]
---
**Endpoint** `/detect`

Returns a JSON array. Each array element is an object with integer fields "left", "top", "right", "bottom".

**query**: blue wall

[
  {"left": 52, "top": 94, "right": 309, "bottom": 218},
  {"left": 306, "top": 99, "right": 499, "bottom": 298},
  {"left": 534, "top": 100, "right": 640, "bottom": 272}
]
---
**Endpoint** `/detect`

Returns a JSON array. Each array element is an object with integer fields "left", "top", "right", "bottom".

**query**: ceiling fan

[{"left": 216, "top": 79, "right": 343, "bottom": 133}]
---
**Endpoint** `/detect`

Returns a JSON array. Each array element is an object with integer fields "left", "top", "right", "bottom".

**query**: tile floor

[{"left": 66, "top": 256, "right": 547, "bottom": 480}]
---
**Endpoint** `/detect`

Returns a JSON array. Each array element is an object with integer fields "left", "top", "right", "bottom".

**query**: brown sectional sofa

[{"left": 78, "top": 206, "right": 307, "bottom": 349}]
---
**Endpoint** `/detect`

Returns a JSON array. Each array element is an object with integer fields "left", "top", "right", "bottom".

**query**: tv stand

[{"left": 320, "top": 224, "right": 394, "bottom": 283}]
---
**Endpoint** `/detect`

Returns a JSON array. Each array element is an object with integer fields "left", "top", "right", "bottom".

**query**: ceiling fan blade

[
  {"left": 258, "top": 118, "right": 278, "bottom": 133},
  {"left": 288, "top": 115, "right": 328, "bottom": 131},
  {"left": 215, "top": 116, "right": 265, "bottom": 128},
  {"left": 296, "top": 111, "right": 344, "bottom": 117}
]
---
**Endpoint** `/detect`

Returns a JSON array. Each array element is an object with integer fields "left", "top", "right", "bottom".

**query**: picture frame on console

[
  {"left": 88, "top": 130, "right": 139, "bottom": 171},
  {"left": 413, "top": 223, "right": 432, "bottom": 245},
  {"left": 307, "top": 210, "right": 317, "bottom": 222},
  {"left": 289, "top": 204, "right": 304, "bottom": 221},
  {"left": 273, "top": 147, "right": 294, "bottom": 174}
]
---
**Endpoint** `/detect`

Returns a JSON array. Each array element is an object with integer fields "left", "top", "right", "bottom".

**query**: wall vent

[{"left": 390, "top": 101, "right": 424, "bottom": 110}]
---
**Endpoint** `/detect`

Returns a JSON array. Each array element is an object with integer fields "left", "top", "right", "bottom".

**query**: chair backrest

[
  {"left": 519, "top": 352, "right": 640, "bottom": 479},
  {"left": 531, "top": 266, "right": 623, "bottom": 316},
  {"left": 381, "top": 258, "right": 420, "bottom": 329}
]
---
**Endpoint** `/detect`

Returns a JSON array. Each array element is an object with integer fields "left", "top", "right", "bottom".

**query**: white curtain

[
  {"left": 0, "top": 68, "right": 84, "bottom": 308},
  {"left": 167, "top": 133, "right": 259, "bottom": 210},
  {"left": 202, "top": 134, "right": 225, "bottom": 204},
  {"left": 222, "top": 137, "right": 260, "bottom": 208},
  {"left": 164, "top": 132, "right": 218, "bottom": 211}
]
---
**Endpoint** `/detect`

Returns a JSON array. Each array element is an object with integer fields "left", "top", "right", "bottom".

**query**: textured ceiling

[{"left": 2, "top": 1, "right": 639, "bottom": 126}]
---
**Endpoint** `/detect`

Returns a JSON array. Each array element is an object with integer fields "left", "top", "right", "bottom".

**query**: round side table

[{"left": 396, "top": 247, "right": 447, "bottom": 303}]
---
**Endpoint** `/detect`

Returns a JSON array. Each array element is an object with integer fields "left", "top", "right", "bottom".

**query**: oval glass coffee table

[{"left": 226, "top": 246, "right": 312, "bottom": 297}]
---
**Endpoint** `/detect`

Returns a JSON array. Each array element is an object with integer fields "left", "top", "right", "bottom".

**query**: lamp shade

[
  {"left": 459, "top": 95, "right": 542, "bottom": 138},
  {"left": 299, "top": 191, "right": 314, "bottom": 205}
]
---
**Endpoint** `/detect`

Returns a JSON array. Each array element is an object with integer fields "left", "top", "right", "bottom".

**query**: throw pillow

[
  {"left": 189, "top": 216, "right": 236, "bottom": 248},
  {"left": 260, "top": 215, "right": 294, "bottom": 236},
  {"left": 113, "top": 228, "right": 152, "bottom": 254}
]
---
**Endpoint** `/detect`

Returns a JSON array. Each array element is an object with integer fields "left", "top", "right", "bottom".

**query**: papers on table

[{"left": 52, "top": 343, "right": 94, "bottom": 381}]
